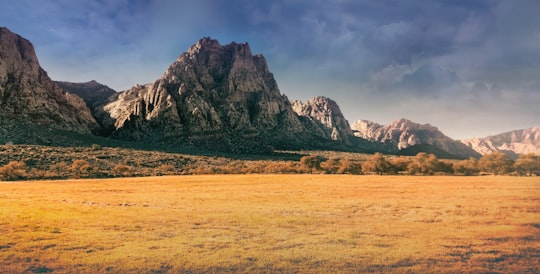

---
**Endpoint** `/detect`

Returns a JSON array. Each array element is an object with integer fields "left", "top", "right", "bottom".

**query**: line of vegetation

[{"left": 0, "top": 144, "right": 538, "bottom": 181}]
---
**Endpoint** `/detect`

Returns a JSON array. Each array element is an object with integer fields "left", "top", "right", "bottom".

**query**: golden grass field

[{"left": 0, "top": 175, "right": 538, "bottom": 273}]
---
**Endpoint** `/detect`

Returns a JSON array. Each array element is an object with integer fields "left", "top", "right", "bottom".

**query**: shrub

[
  {"left": 0, "top": 161, "right": 27, "bottom": 181},
  {"left": 113, "top": 164, "right": 132, "bottom": 177},
  {"left": 362, "top": 153, "right": 391, "bottom": 175},
  {"left": 300, "top": 155, "right": 323, "bottom": 173}
]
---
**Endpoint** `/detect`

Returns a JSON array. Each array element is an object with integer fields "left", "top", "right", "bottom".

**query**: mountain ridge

[
  {"left": 1, "top": 27, "right": 537, "bottom": 157},
  {"left": 351, "top": 118, "right": 481, "bottom": 159},
  {"left": 0, "top": 27, "right": 100, "bottom": 145},
  {"left": 461, "top": 127, "right": 540, "bottom": 158}
]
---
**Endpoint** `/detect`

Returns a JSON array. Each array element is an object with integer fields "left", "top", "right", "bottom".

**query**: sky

[{"left": 1, "top": 0, "right": 539, "bottom": 139}]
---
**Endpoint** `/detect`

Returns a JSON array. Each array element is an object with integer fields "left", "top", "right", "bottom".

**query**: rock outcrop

[
  {"left": 352, "top": 118, "right": 480, "bottom": 158},
  {"left": 99, "top": 37, "right": 310, "bottom": 152},
  {"left": 55, "top": 80, "right": 117, "bottom": 134},
  {"left": 0, "top": 27, "right": 100, "bottom": 144},
  {"left": 292, "top": 96, "right": 353, "bottom": 145},
  {"left": 56, "top": 80, "right": 116, "bottom": 110},
  {"left": 461, "top": 127, "right": 540, "bottom": 157}
]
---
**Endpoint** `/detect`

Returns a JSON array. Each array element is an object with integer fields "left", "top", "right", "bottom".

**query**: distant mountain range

[
  {"left": 351, "top": 119, "right": 481, "bottom": 159},
  {"left": 461, "top": 127, "right": 540, "bottom": 157},
  {"left": 0, "top": 27, "right": 537, "bottom": 158}
]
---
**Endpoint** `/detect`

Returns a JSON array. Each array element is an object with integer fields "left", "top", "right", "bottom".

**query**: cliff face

[
  {"left": 292, "top": 96, "right": 354, "bottom": 145},
  {"left": 0, "top": 27, "right": 99, "bottom": 144},
  {"left": 99, "top": 37, "right": 307, "bottom": 152},
  {"left": 461, "top": 127, "right": 540, "bottom": 157},
  {"left": 352, "top": 118, "right": 480, "bottom": 158}
]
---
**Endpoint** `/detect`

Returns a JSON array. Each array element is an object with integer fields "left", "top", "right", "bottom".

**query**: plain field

[{"left": 0, "top": 175, "right": 539, "bottom": 273}]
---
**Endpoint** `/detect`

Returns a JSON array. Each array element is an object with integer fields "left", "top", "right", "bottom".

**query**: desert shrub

[
  {"left": 453, "top": 157, "right": 479, "bottom": 175},
  {"left": 300, "top": 155, "right": 323, "bottom": 173},
  {"left": 0, "top": 161, "right": 27, "bottom": 181},
  {"left": 407, "top": 153, "right": 441, "bottom": 175},
  {"left": 390, "top": 157, "right": 411, "bottom": 174},
  {"left": 158, "top": 164, "right": 177, "bottom": 176},
  {"left": 113, "top": 164, "right": 133, "bottom": 177},
  {"left": 337, "top": 158, "right": 362, "bottom": 174},
  {"left": 70, "top": 160, "right": 92, "bottom": 178},
  {"left": 262, "top": 161, "right": 300, "bottom": 174},
  {"left": 479, "top": 152, "right": 514, "bottom": 175},
  {"left": 514, "top": 153, "right": 540, "bottom": 176},
  {"left": 362, "top": 153, "right": 391, "bottom": 175},
  {"left": 321, "top": 158, "right": 341, "bottom": 174}
]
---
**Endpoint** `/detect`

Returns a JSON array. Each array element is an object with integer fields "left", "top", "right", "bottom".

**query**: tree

[
  {"left": 390, "top": 157, "right": 411, "bottom": 174},
  {"left": 0, "top": 161, "right": 27, "bottom": 181},
  {"left": 300, "top": 156, "right": 323, "bottom": 173},
  {"left": 362, "top": 153, "right": 391, "bottom": 175},
  {"left": 453, "top": 157, "right": 479, "bottom": 175},
  {"left": 321, "top": 158, "right": 341, "bottom": 174},
  {"left": 479, "top": 152, "right": 514, "bottom": 175},
  {"left": 514, "top": 153, "right": 540, "bottom": 176},
  {"left": 337, "top": 158, "right": 362, "bottom": 174},
  {"left": 407, "top": 153, "right": 441, "bottom": 175}
]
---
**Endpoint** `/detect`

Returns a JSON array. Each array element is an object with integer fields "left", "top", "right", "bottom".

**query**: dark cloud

[{"left": 0, "top": 0, "right": 538, "bottom": 139}]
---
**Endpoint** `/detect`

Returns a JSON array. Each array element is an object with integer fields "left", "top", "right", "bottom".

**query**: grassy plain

[{"left": 0, "top": 175, "right": 538, "bottom": 273}]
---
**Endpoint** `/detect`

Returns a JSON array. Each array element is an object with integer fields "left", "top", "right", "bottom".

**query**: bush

[
  {"left": 0, "top": 161, "right": 27, "bottom": 181},
  {"left": 113, "top": 164, "right": 133, "bottom": 177}
]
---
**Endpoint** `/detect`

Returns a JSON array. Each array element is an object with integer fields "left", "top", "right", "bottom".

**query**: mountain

[
  {"left": 55, "top": 80, "right": 117, "bottom": 134},
  {"left": 351, "top": 118, "right": 480, "bottom": 158},
  {"left": 291, "top": 96, "right": 354, "bottom": 145},
  {"left": 0, "top": 27, "right": 99, "bottom": 144},
  {"left": 461, "top": 127, "right": 540, "bottom": 157},
  {"left": 97, "top": 37, "right": 320, "bottom": 153},
  {"left": 56, "top": 80, "right": 116, "bottom": 109}
]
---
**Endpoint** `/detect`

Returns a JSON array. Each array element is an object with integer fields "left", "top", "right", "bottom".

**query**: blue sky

[{"left": 1, "top": 0, "right": 539, "bottom": 139}]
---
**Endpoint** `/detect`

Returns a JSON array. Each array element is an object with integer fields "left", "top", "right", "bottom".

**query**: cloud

[{"left": 0, "top": 0, "right": 538, "bottom": 139}]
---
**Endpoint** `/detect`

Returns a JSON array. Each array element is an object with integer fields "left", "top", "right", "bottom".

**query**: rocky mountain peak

[
  {"left": 351, "top": 120, "right": 382, "bottom": 140},
  {"left": 0, "top": 27, "right": 41, "bottom": 79},
  {"left": 351, "top": 117, "right": 479, "bottom": 158},
  {"left": 461, "top": 127, "right": 540, "bottom": 157},
  {"left": 292, "top": 96, "right": 353, "bottom": 144},
  {"left": 0, "top": 27, "right": 99, "bottom": 140},
  {"left": 99, "top": 37, "right": 307, "bottom": 152}
]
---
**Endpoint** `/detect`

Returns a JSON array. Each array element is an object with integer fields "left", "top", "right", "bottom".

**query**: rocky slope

[
  {"left": 0, "top": 27, "right": 99, "bottom": 144},
  {"left": 98, "top": 37, "right": 317, "bottom": 153},
  {"left": 351, "top": 118, "right": 480, "bottom": 158},
  {"left": 56, "top": 80, "right": 116, "bottom": 110},
  {"left": 461, "top": 127, "right": 540, "bottom": 157},
  {"left": 55, "top": 80, "right": 117, "bottom": 134},
  {"left": 291, "top": 96, "right": 354, "bottom": 145}
]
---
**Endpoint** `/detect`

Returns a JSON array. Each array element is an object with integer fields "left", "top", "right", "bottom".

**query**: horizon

[{"left": 0, "top": 0, "right": 538, "bottom": 140}]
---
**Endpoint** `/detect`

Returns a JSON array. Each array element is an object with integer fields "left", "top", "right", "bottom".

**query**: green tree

[
  {"left": 514, "top": 153, "right": 540, "bottom": 176},
  {"left": 362, "top": 153, "right": 391, "bottom": 175},
  {"left": 479, "top": 152, "right": 514, "bottom": 175}
]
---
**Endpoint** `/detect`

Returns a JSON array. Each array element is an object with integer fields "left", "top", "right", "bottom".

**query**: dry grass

[{"left": 0, "top": 175, "right": 538, "bottom": 273}]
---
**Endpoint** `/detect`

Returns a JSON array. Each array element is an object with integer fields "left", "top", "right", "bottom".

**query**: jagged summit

[
  {"left": 351, "top": 118, "right": 480, "bottom": 158},
  {"left": 97, "top": 37, "right": 309, "bottom": 152},
  {"left": 0, "top": 27, "right": 99, "bottom": 143},
  {"left": 1, "top": 28, "right": 533, "bottom": 156},
  {"left": 292, "top": 96, "right": 353, "bottom": 144},
  {"left": 461, "top": 127, "right": 540, "bottom": 157}
]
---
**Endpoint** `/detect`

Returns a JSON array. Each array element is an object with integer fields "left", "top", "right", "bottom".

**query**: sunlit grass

[{"left": 0, "top": 175, "right": 538, "bottom": 272}]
